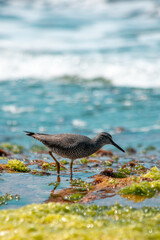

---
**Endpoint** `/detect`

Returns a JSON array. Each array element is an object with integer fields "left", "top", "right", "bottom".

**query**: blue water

[
  {"left": 0, "top": 0, "right": 160, "bottom": 145},
  {"left": 0, "top": 0, "right": 160, "bottom": 208}
]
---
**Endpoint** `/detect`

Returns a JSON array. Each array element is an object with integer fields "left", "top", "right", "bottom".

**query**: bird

[{"left": 24, "top": 131, "right": 125, "bottom": 178}]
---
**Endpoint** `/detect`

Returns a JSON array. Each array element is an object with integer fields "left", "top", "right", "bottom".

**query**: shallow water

[
  {"left": 0, "top": 150, "right": 159, "bottom": 209},
  {"left": 0, "top": 0, "right": 160, "bottom": 209}
]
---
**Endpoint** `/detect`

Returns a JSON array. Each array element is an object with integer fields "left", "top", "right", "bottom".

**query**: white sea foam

[
  {"left": 0, "top": 0, "right": 160, "bottom": 88},
  {"left": 131, "top": 125, "right": 160, "bottom": 133},
  {"left": 0, "top": 52, "right": 160, "bottom": 88},
  {"left": 2, "top": 105, "right": 35, "bottom": 114},
  {"left": 72, "top": 119, "right": 87, "bottom": 128}
]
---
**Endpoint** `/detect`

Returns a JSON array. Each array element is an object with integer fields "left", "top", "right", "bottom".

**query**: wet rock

[
  {"left": 100, "top": 168, "right": 114, "bottom": 177},
  {"left": 92, "top": 163, "right": 100, "bottom": 168},
  {"left": 0, "top": 148, "right": 9, "bottom": 156},
  {"left": 126, "top": 147, "right": 136, "bottom": 154},
  {"left": 96, "top": 149, "right": 113, "bottom": 157},
  {"left": 128, "top": 161, "right": 136, "bottom": 168},
  {"left": 31, "top": 170, "right": 51, "bottom": 176},
  {"left": 27, "top": 159, "right": 47, "bottom": 166},
  {"left": 88, "top": 159, "right": 101, "bottom": 163}
]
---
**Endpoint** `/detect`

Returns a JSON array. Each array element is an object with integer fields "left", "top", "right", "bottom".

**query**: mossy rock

[
  {"left": 7, "top": 159, "right": 30, "bottom": 172},
  {"left": 0, "top": 143, "right": 24, "bottom": 154},
  {"left": 142, "top": 167, "right": 160, "bottom": 180},
  {"left": 119, "top": 180, "right": 160, "bottom": 197},
  {"left": 0, "top": 203, "right": 160, "bottom": 240}
]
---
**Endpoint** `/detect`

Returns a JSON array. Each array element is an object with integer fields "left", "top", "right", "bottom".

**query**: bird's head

[{"left": 97, "top": 132, "right": 125, "bottom": 152}]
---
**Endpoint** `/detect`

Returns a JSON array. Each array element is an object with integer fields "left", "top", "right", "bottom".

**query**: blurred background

[{"left": 0, "top": 0, "right": 160, "bottom": 150}]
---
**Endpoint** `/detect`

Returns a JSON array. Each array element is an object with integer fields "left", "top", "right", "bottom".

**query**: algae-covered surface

[
  {"left": 0, "top": 202, "right": 160, "bottom": 240},
  {"left": 0, "top": 143, "right": 160, "bottom": 209},
  {"left": 0, "top": 136, "right": 160, "bottom": 240}
]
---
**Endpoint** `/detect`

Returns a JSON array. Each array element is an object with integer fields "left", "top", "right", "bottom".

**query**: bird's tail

[{"left": 24, "top": 131, "right": 50, "bottom": 143}]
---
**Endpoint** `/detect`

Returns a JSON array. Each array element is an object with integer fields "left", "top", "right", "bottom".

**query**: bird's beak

[{"left": 110, "top": 139, "right": 125, "bottom": 152}]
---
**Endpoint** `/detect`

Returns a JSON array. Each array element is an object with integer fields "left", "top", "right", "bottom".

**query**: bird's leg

[
  {"left": 70, "top": 159, "right": 74, "bottom": 181},
  {"left": 49, "top": 151, "right": 60, "bottom": 175}
]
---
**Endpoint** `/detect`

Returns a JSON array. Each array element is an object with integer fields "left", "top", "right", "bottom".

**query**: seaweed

[
  {"left": 7, "top": 159, "right": 30, "bottom": 172},
  {"left": 0, "top": 143, "right": 24, "bottom": 154},
  {"left": 60, "top": 159, "right": 68, "bottom": 165},
  {"left": 71, "top": 179, "right": 92, "bottom": 191},
  {"left": 104, "top": 160, "right": 113, "bottom": 166},
  {"left": 30, "top": 144, "right": 47, "bottom": 152},
  {"left": 118, "top": 166, "right": 132, "bottom": 175},
  {"left": 119, "top": 180, "right": 160, "bottom": 197},
  {"left": 0, "top": 193, "right": 20, "bottom": 206},
  {"left": 42, "top": 162, "right": 56, "bottom": 171},
  {"left": 112, "top": 155, "right": 119, "bottom": 161},
  {"left": 79, "top": 158, "right": 88, "bottom": 164},
  {"left": 0, "top": 203, "right": 160, "bottom": 240},
  {"left": 64, "top": 193, "right": 84, "bottom": 201},
  {"left": 48, "top": 182, "right": 60, "bottom": 187},
  {"left": 142, "top": 166, "right": 160, "bottom": 180},
  {"left": 31, "top": 170, "right": 51, "bottom": 176}
]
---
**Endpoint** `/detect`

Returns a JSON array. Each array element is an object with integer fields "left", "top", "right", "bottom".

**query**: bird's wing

[{"left": 29, "top": 133, "right": 91, "bottom": 149}]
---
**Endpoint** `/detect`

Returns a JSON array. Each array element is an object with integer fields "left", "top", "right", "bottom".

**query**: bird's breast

[{"left": 50, "top": 143, "right": 97, "bottom": 160}]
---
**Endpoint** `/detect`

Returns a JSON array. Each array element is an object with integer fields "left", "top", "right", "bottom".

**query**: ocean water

[{"left": 0, "top": 0, "right": 160, "bottom": 149}]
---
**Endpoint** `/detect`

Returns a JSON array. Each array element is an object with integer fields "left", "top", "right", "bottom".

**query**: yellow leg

[{"left": 49, "top": 151, "right": 60, "bottom": 175}]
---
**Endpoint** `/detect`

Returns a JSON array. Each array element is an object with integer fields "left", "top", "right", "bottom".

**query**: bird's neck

[{"left": 92, "top": 136, "right": 105, "bottom": 151}]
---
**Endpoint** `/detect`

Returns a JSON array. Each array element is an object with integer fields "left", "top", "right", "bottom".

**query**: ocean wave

[
  {"left": 0, "top": 52, "right": 160, "bottom": 88},
  {"left": 0, "top": 0, "right": 160, "bottom": 88}
]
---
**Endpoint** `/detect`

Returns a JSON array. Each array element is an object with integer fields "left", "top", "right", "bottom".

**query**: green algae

[
  {"left": 60, "top": 159, "right": 68, "bottom": 165},
  {"left": 119, "top": 181, "right": 160, "bottom": 197},
  {"left": 145, "top": 145, "right": 156, "bottom": 151},
  {"left": 118, "top": 166, "right": 132, "bottom": 175},
  {"left": 90, "top": 153, "right": 96, "bottom": 157},
  {"left": 79, "top": 158, "right": 88, "bottom": 164},
  {"left": 104, "top": 160, "right": 112, "bottom": 166},
  {"left": 0, "top": 157, "right": 7, "bottom": 160},
  {"left": 7, "top": 159, "right": 30, "bottom": 172},
  {"left": 30, "top": 144, "right": 47, "bottom": 152},
  {"left": 112, "top": 155, "right": 119, "bottom": 161},
  {"left": 142, "top": 166, "right": 160, "bottom": 180},
  {"left": 0, "top": 203, "right": 160, "bottom": 240},
  {"left": 42, "top": 162, "right": 56, "bottom": 171},
  {"left": 65, "top": 193, "right": 84, "bottom": 201},
  {"left": 48, "top": 182, "right": 60, "bottom": 187},
  {"left": 71, "top": 179, "right": 92, "bottom": 191},
  {"left": 0, "top": 193, "right": 20, "bottom": 206},
  {"left": 0, "top": 143, "right": 24, "bottom": 154},
  {"left": 114, "top": 172, "right": 127, "bottom": 178},
  {"left": 135, "top": 164, "right": 145, "bottom": 170}
]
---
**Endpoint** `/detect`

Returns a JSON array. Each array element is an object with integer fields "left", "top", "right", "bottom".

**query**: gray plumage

[{"left": 25, "top": 131, "right": 125, "bottom": 177}]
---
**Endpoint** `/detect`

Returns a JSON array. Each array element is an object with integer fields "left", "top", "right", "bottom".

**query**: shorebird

[{"left": 25, "top": 131, "right": 125, "bottom": 177}]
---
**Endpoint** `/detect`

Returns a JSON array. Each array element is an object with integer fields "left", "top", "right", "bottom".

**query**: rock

[
  {"left": 126, "top": 147, "right": 136, "bottom": 154},
  {"left": 0, "top": 148, "right": 9, "bottom": 156},
  {"left": 96, "top": 149, "right": 113, "bottom": 157}
]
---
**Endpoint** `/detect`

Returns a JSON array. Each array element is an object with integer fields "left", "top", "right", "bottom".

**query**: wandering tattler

[{"left": 25, "top": 131, "right": 125, "bottom": 177}]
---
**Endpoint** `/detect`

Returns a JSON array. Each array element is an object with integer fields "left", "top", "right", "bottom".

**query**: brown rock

[
  {"left": 126, "top": 147, "right": 136, "bottom": 154},
  {"left": 0, "top": 148, "right": 9, "bottom": 156},
  {"left": 96, "top": 149, "right": 113, "bottom": 157},
  {"left": 100, "top": 168, "right": 114, "bottom": 177}
]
